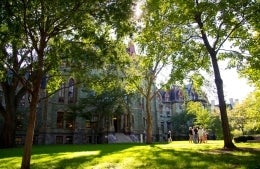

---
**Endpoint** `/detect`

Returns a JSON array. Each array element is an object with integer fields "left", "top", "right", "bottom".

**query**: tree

[
  {"left": 0, "top": 0, "right": 134, "bottom": 168},
  {"left": 123, "top": 0, "right": 183, "bottom": 143},
  {"left": 130, "top": 0, "right": 210, "bottom": 144},
  {"left": 123, "top": 47, "right": 171, "bottom": 144},
  {"left": 228, "top": 90, "right": 260, "bottom": 136},
  {"left": 186, "top": 101, "right": 222, "bottom": 138},
  {"left": 172, "top": 110, "right": 195, "bottom": 140},
  {"left": 143, "top": 0, "right": 258, "bottom": 149},
  {"left": 187, "top": 101, "right": 212, "bottom": 129},
  {"left": 68, "top": 88, "right": 128, "bottom": 143}
]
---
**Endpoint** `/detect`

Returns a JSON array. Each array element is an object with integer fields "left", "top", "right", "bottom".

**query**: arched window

[
  {"left": 165, "top": 92, "right": 169, "bottom": 102},
  {"left": 57, "top": 112, "right": 64, "bottom": 128},
  {"left": 58, "top": 83, "right": 65, "bottom": 103}
]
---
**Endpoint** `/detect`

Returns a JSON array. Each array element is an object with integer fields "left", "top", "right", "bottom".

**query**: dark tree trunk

[
  {"left": 145, "top": 96, "right": 152, "bottom": 144},
  {"left": 195, "top": 11, "right": 236, "bottom": 149},
  {"left": 211, "top": 53, "right": 236, "bottom": 149},
  {"left": 0, "top": 114, "right": 16, "bottom": 148},
  {"left": 0, "top": 84, "right": 17, "bottom": 148},
  {"left": 21, "top": 87, "right": 40, "bottom": 169}
]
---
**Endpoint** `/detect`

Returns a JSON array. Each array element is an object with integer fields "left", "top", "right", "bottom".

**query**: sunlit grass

[{"left": 0, "top": 140, "right": 259, "bottom": 169}]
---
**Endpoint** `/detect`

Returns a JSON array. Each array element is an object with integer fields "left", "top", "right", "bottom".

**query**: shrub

[{"left": 234, "top": 135, "right": 255, "bottom": 143}]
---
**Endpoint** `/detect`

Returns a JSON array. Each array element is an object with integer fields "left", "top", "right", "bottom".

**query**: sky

[
  {"left": 213, "top": 64, "right": 255, "bottom": 104},
  {"left": 156, "top": 63, "right": 255, "bottom": 104}
]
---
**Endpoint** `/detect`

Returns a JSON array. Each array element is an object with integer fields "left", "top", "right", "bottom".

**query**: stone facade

[{"left": 0, "top": 78, "right": 208, "bottom": 145}]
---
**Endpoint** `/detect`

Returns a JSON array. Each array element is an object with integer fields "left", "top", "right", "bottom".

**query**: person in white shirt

[{"left": 198, "top": 127, "right": 204, "bottom": 143}]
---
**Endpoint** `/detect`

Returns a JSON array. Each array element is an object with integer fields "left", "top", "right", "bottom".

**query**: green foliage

[
  {"left": 228, "top": 90, "right": 260, "bottom": 136},
  {"left": 210, "top": 110, "right": 223, "bottom": 139},
  {"left": 68, "top": 88, "right": 128, "bottom": 120},
  {"left": 0, "top": 0, "right": 135, "bottom": 158},
  {"left": 187, "top": 101, "right": 222, "bottom": 139},
  {"left": 187, "top": 101, "right": 211, "bottom": 128},
  {"left": 172, "top": 110, "right": 195, "bottom": 136}
]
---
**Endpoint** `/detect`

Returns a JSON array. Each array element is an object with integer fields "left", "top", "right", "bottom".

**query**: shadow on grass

[
  {"left": 29, "top": 143, "right": 143, "bottom": 169},
  {"left": 1, "top": 142, "right": 260, "bottom": 169},
  {"left": 149, "top": 144, "right": 260, "bottom": 169}
]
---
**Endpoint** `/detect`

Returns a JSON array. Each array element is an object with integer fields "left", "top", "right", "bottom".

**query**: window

[
  {"left": 58, "top": 83, "right": 65, "bottom": 103},
  {"left": 167, "top": 121, "right": 171, "bottom": 131},
  {"left": 86, "top": 120, "right": 91, "bottom": 128},
  {"left": 166, "top": 111, "right": 171, "bottom": 117},
  {"left": 86, "top": 135, "right": 91, "bottom": 143},
  {"left": 15, "top": 137, "right": 23, "bottom": 145},
  {"left": 65, "top": 119, "right": 74, "bottom": 129},
  {"left": 140, "top": 97, "right": 145, "bottom": 110},
  {"left": 161, "top": 122, "right": 164, "bottom": 134},
  {"left": 165, "top": 92, "right": 169, "bottom": 102},
  {"left": 16, "top": 114, "right": 23, "bottom": 130},
  {"left": 68, "top": 78, "right": 75, "bottom": 103},
  {"left": 65, "top": 136, "right": 73, "bottom": 144},
  {"left": 56, "top": 136, "right": 63, "bottom": 144},
  {"left": 19, "top": 95, "right": 26, "bottom": 106},
  {"left": 127, "top": 114, "right": 130, "bottom": 127},
  {"left": 57, "top": 112, "right": 64, "bottom": 128},
  {"left": 92, "top": 122, "right": 97, "bottom": 129},
  {"left": 166, "top": 106, "right": 170, "bottom": 117},
  {"left": 92, "top": 116, "right": 98, "bottom": 122}
]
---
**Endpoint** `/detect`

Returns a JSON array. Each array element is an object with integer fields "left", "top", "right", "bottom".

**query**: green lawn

[{"left": 0, "top": 140, "right": 260, "bottom": 169}]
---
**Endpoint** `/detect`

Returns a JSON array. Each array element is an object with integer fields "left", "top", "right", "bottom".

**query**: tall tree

[
  {"left": 0, "top": 0, "right": 134, "bottom": 168},
  {"left": 123, "top": 4, "right": 177, "bottom": 143},
  {"left": 131, "top": 0, "right": 211, "bottom": 144},
  {"left": 129, "top": 0, "right": 211, "bottom": 144},
  {"left": 143, "top": 0, "right": 258, "bottom": 149}
]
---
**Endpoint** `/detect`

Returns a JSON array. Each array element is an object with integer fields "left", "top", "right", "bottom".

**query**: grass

[{"left": 0, "top": 140, "right": 260, "bottom": 169}]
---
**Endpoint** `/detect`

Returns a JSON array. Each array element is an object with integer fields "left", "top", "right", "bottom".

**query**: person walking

[{"left": 167, "top": 130, "right": 172, "bottom": 143}]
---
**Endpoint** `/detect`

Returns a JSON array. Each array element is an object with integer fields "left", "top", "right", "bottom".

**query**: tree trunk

[
  {"left": 0, "top": 114, "right": 16, "bottom": 148},
  {"left": 21, "top": 91, "right": 39, "bottom": 169},
  {"left": 0, "top": 85, "right": 17, "bottom": 148},
  {"left": 210, "top": 52, "right": 236, "bottom": 149},
  {"left": 145, "top": 97, "right": 152, "bottom": 144},
  {"left": 195, "top": 11, "right": 236, "bottom": 149}
]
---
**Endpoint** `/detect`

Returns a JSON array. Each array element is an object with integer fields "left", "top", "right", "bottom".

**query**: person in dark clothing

[
  {"left": 188, "top": 127, "right": 193, "bottom": 143},
  {"left": 193, "top": 127, "right": 198, "bottom": 143}
]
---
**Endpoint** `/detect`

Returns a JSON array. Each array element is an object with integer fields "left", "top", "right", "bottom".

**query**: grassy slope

[{"left": 0, "top": 140, "right": 259, "bottom": 169}]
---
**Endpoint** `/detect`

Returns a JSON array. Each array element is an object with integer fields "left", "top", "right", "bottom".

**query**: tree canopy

[
  {"left": 0, "top": 0, "right": 134, "bottom": 168},
  {"left": 139, "top": 0, "right": 259, "bottom": 149},
  {"left": 228, "top": 90, "right": 260, "bottom": 136}
]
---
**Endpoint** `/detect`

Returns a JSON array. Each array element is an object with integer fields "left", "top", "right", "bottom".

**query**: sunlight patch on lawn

[
  {"left": 33, "top": 150, "right": 100, "bottom": 160},
  {"left": 31, "top": 151, "right": 101, "bottom": 168},
  {"left": 0, "top": 157, "right": 22, "bottom": 169},
  {"left": 82, "top": 145, "right": 154, "bottom": 169}
]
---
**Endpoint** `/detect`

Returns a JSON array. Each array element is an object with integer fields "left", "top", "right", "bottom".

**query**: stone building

[
  {"left": 0, "top": 75, "right": 208, "bottom": 145},
  {"left": 1, "top": 77, "right": 157, "bottom": 145}
]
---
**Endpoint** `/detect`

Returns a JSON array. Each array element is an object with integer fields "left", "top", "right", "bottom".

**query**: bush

[{"left": 234, "top": 135, "right": 255, "bottom": 143}]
